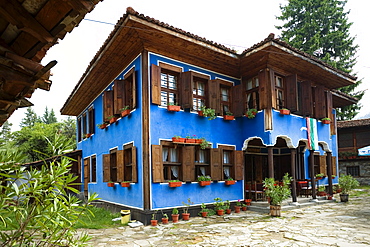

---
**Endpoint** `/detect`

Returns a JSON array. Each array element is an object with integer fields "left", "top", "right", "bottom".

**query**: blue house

[{"left": 61, "top": 8, "right": 357, "bottom": 223}]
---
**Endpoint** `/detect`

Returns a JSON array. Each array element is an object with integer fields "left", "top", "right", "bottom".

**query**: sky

[{"left": 7, "top": 0, "right": 370, "bottom": 131}]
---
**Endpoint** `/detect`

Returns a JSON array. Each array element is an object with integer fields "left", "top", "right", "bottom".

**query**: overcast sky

[{"left": 8, "top": 0, "right": 370, "bottom": 131}]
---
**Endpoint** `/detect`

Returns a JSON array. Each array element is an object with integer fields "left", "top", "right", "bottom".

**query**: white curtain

[
  {"left": 169, "top": 148, "right": 177, "bottom": 162},
  {"left": 171, "top": 166, "right": 179, "bottom": 178},
  {"left": 199, "top": 150, "right": 205, "bottom": 163},
  {"left": 224, "top": 167, "right": 230, "bottom": 178},
  {"left": 200, "top": 167, "right": 206, "bottom": 176},
  {"left": 162, "top": 147, "right": 168, "bottom": 161}
]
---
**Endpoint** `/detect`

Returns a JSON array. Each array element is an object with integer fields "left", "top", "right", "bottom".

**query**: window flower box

[
  {"left": 168, "top": 181, "right": 182, "bottom": 187},
  {"left": 225, "top": 180, "right": 235, "bottom": 185},
  {"left": 223, "top": 112, "right": 234, "bottom": 120},
  {"left": 107, "top": 182, "right": 115, "bottom": 187},
  {"left": 167, "top": 104, "right": 180, "bottom": 112},
  {"left": 172, "top": 136, "right": 185, "bottom": 143},
  {"left": 199, "top": 181, "right": 211, "bottom": 186},
  {"left": 185, "top": 138, "right": 196, "bottom": 143},
  {"left": 279, "top": 109, "right": 290, "bottom": 115},
  {"left": 120, "top": 105, "right": 131, "bottom": 117},
  {"left": 85, "top": 133, "right": 92, "bottom": 138},
  {"left": 321, "top": 118, "right": 331, "bottom": 124},
  {"left": 121, "top": 182, "right": 130, "bottom": 187},
  {"left": 108, "top": 116, "right": 118, "bottom": 124},
  {"left": 97, "top": 123, "right": 107, "bottom": 129}
]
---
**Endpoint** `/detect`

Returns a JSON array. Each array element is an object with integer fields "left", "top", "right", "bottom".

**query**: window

[
  {"left": 88, "top": 106, "right": 95, "bottom": 135},
  {"left": 161, "top": 69, "right": 179, "bottom": 106},
  {"left": 246, "top": 76, "right": 259, "bottom": 110},
  {"left": 103, "top": 146, "right": 137, "bottom": 183},
  {"left": 195, "top": 147, "right": 210, "bottom": 178},
  {"left": 192, "top": 77, "right": 207, "bottom": 111},
  {"left": 82, "top": 113, "right": 87, "bottom": 138},
  {"left": 77, "top": 116, "right": 82, "bottom": 142},
  {"left": 220, "top": 85, "right": 231, "bottom": 115},
  {"left": 219, "top": 145, "right": 244, "bottom": 181},
  {"left": 222, "top": 149, "right": 233, "bottom": 180},
  {"left": 275, "top": 75, "right": 285, "bottom": 109},
  {"left": 347, "top": 166, "right": 360, "bottom": 177},
  {"left": 91, "top": 155, "right": 96, "bottom": 183}
]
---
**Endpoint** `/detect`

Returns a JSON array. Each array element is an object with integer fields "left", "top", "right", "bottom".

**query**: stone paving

[{"left": 80, "top": 192, "right": 370, "bottom": 246}]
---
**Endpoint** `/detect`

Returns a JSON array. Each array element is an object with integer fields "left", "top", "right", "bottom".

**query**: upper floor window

[
  {"left": 161, "top": 70, "right": 179, "bottom": 106},
  {"left": 275, "top": 75, "right": 285, "bottom": 109},
  {"left": 192, "top": 77, "right": 207, "bottom": 111},
  {"left": 220, "top": 85, "right": 231, "bottom": 115},
  {"left": 246, "top": 76, "right": 259, "bottom": 111}
]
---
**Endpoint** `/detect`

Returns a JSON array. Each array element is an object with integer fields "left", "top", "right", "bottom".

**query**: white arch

[
  {"left": 242, "top": 136, "right": 266, "bottom": 151},
  {"left": 318, "top": 141, "right": 332, "bottom": 152}
]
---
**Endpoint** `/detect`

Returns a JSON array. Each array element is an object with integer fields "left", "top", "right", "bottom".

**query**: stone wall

[{"left": 339, "top": 158, "right": 370, "bottom": 185}]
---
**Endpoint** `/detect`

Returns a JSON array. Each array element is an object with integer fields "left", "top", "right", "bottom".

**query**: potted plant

[
  {"left": 121, "top": 181, "right": 130, "bottom": 187},
  {"left": 223, "top": 111, "right": 235, "bottom": 120},
  {"left": 181, "top": 198, "right": 193, "bottom": 220},
  {"left": 171, "top": 208, "right": 179, "bottom": 223},
  {"left": 263, "top": 173, "right": 291, "bottom": 217},
  {"left": 225, "top": 177, "right": 235, "bottom": 185},
  {"left": 279, "top": 108, "right": 290, "bottom": 115},
  {"left": 120, "top": 105, "right": 131, "bottom": 117},
  {"left": 198, "top": 106, "right": 216, "bottom": 120},
  {"left": 213, "top": 197, "right": 225, "bottom": 216},
  {"left": 108, "top": 115, "right": 118, "bottom": 124},
  {"left": 167, "top": 102, "right": 180, "bottom": 112},
  {"left": 245, "top": 109, "right": 257, "bottom": 119},
  {"left": 97, "top": 123, "right": 108, "bottom": 129},
  {"left": 315, "top": 173, "right": 325, "bottom": 180},
  {"left": 241, "top": 203, "right": 247, "bottom": 211},
  {"left": 200, "top": 203, "right": 208, "bottom": 217},
  {"left": 185, "top": 134, "right": 196, "bottom": 143},
  {"left": 224, "top": 200, "right": 231, "bottom": 214},
  {"left": 321, "top": 117, "right": 331, "bottom": 124},
  {"left": 339, "top": 174, "right": 359, "bottom": 202},
  {"left": 107, "top": 181, "right": 115, "bottom": 187},
  {"left": 172, "top": 135, "right": 185, "bottom": 143},
  {"left": 334, "top": 185, "right": 342, "bottom": 193},
  {"left": 197, "top": 175, "right": 211, "bottom": 186},
  {"left": 244, "top": 198, "right": 252, "bottom": 206},
  {"left": 84, "top": 133, "right": 92, "bottom": 138},
  {"left": 200, "top": 138, "right": 211, "bottom": 149},
  {"left": 161, "top": 213, "right": 169, "bottom": 224},
  {"left": 151, "top": 211, "right": 158, "bottom": 226},
  {"left": 317, "top": 185, "right": 326, "bottom": 196},
  {"left": 234, "top": 199, "right": 241, "bottom": 213},
  {"left": 168, "top": 180, "right": 182, "bottom": 187}
]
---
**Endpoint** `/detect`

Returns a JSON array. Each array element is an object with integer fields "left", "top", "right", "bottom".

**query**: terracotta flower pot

[
  {"left": 99, "top": 123, "right": 107, "bottom": 129},
  {"left": 171, "top": 214, "right": 179, "bottom": 223},
  {"left": 182, "top": 213, "right": 190, "bottom": 221},
  {"left": 185, "top": 138, "right": 196, "bottom": 143},
  {"left": 169, "top": 181, "right": 182, "bottom": 187},
  {"left": 172, "top": 137, "right": 185, "bottom": 143},
  {"left": 167, "top": 105, "right": 180, "bottom": 111},
  {"left": 216, "top": 209, "right": 224, "bottom": 216},
  {"left": 161, "top": 218, "right": 169, "bottom": 224},
  {"left": 225, "top": 180, "right": 235, "bottom": 185},
  {"left": 195, "top": 139, "right": 203, "bottom": 144},
  {"left": 234, "top": 206, "right": 241, "bottom": 213},
  {"left": 279, "top": 109, "right": 290, "bottom": 115},
  {"left": 121, "top": 109, "right": 131, "bottom": 117},
  {"left": 107, "top": 182, "right": 115, "bottom": 187},
  {"left": 226, "top": 209, "right": 231, "bottom": 214},
  {"left": 223, "top": 115, "right": 234, "bottom": 120},
  {"left": 151, "top": 220, "right": 158, "bottom": 226},
  {"left": 121, "top": 182, "right": 130, "bottom": 187},
  {"left": 242, "top": 206, "right": 247, "bottom": 211},
  {"left": 109, "top": 117, "right": 118, "bottom": 124},
  {"left": 322, "top": 120, "right": 331, "bottom": 124},
  {"left": 244, "top": 199, "right": 252, "bottom": 206},
  {"left": 198, "top": 111, "right": 204, "bottom": 117},
  {"left": 199, "top": 181, "right": 211, "bottom": 186},
  {"left": 201, "top": 211, "right": 208, "bottom": 217}
]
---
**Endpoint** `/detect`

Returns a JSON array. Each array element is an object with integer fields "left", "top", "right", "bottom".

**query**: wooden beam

[
  {"left": 65, "top": 0, "right": 95, "bottom": 12},
  {"left": 0, "top": 0, "right": 54, "bottom": 43}
]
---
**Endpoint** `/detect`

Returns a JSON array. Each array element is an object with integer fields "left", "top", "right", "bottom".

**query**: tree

[
  {"left": 42, "top": 106, "right": 58, "bottom": 124},
  {"left": 19, "top": 107, "right": 41, "bottom": 128},
  {"left": 0, "top": 121, "right": 12, "bottom": 145},
  {"left": 276, "top": 0, "right": 364, "bottom": 120}
]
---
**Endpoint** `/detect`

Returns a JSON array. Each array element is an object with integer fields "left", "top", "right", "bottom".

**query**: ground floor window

[{"left": 347, "top": 166, "right": 360, "bottom": 177}]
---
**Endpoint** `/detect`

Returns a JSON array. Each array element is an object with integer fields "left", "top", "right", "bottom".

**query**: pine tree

[
  {"left": 276, "top": 0, "right": 363, "bottom": 120},
  {"left": 19, "top": 107, "right": 41, "bottom": 128},
  {"left": 42, "top": 107, "right": 58, "bottom": 124},
  {"left": 0, "top": 121, "right": 12, "bottom": 145}
]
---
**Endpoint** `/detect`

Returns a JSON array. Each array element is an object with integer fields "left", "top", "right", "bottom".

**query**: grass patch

[{"left": 74, "top": 206, "right": 122, "bottom": 229}]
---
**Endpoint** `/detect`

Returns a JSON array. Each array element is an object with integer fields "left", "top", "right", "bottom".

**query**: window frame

[
  {"left": 275, "top": 74, "right": 285, "bottom": 110},
  {"left": 245, "top": 76, "right": 260, "bottom": 111},
  {"left": 160, "top": 68, "right": 180, "bottom": 107},
  {"left": 192, "top": 76, "right": 208, "bottom": 111}
]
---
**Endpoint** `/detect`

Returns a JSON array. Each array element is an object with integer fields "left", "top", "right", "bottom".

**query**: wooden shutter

[
  {"left": 258, "top": 69, "right": 268, "bottom": 109},
  {"left": 232, "top": 84, "right": 244, "bottom": 117},
  {"left": 114, "top": 80, "right": 125, "bottom": 115},
  {"left": 332, "top": 156, "right": 337, "bottom": 176},
  {"left": 103, "top": 90, "right": 114, "bottom": 121},
  {"left": 88, "top": 107, "right": 94, "bottom": 134},
  {"left": 181, "top": 71, "right": 193, "bottom": 109},
  {"left": 314, "top": 85, "right": 326, "bottom": 119},
  {"left": 326, "top": 91, "right": 336, "bottom": 135},
  {"left": 210, "top": 148, "right": 222, "bottom": 181},
  {"left": 131, "top": 147, "right": 137, "bottom": 183},
  {"left": 83, "top": 158, "right": 90, "bottom": 183},
  {"left": 151, "top": 64, "right": 161, "bottom": 105},
  {"left": 319, "top": 155, "right": 327, "bottom": 175},
  {"left": 116, "top": 150, "right": 124, "bottom": 182},
  {"left": 103, "top": 154, "right": 110, "bottom": 182},
  {"left": 151, "top": 145, "right": 163, "bottom": 183},
  {"left": 181, "top": 146, "right": 195, "bottom": 182},
  {"left": 208, "top": 79, "right": 220, "bottom": 114},
  {"left": 300, "top": 81, "right": 312, "bottom": 117},
  {"left": 232, "top": 150, "right": 244, "bottom": 180},
  {"left": 269, "top": 69, "right": 276, "bottom": 109},
  {"left": 131, "top": 69, "right": 136, "bottom": 109},
  {"left": 285, "top": 74, "right": 298, "bottom": 112}
]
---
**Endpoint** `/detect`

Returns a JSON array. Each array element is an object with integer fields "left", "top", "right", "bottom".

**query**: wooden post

[
  {"left": 268, "top": 146, "right": 274, "bottom": 178},
  {"left": 309, "top": 150, "right": 316, "bottom": 199},
  {"left": 326, "top": 151, "right": 333, "bottom": 196},
  {"left": 290, "top": 148, "right": 297, "bottom": 202}
]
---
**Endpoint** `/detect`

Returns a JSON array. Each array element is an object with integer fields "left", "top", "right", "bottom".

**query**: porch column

[
  {"left": 268, "top": 146, "right": 274, "bottom": 178},
  {"left": 326, "top": 151, "right": 333, "bottom": 196},
  {"left": 309, "top": 150, "right": 317, "bottom": 199},
  {"left": 290, "top": 148, "right": 297, "bottom": 202}
]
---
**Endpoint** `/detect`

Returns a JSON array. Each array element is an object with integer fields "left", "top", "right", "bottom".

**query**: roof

[
  {"left": 0, "top": 0, "right": 102, "bottom": 127},
  {"left": 337, "top": 118, "right": 370, "bottom": 129},
  {"left": 61, "top": 7, "right": 358, "bottom": 116}
]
